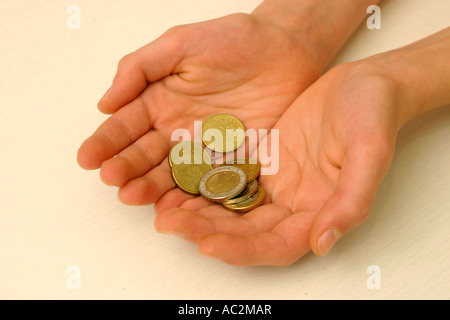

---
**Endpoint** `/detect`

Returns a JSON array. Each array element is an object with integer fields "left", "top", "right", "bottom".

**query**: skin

[
  {"left": 78, "top": 13, "right": 320, "bottom": 202},
  {"left": 155, "top": 28, "right": 450, "bottom": 266},
  {"left": 77, "top": 0, "right": 450, "bottom": 266},
  {"left": 155, "top": 61, "right": 399, "bottom": 266},
  {"left": 78, "top": 0, "right": 378, "bottom": 205}
]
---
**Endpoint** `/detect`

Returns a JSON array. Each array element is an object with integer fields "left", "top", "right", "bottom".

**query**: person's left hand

[{"left": 77, "top": 13, "right": 320, "bottom": 205}]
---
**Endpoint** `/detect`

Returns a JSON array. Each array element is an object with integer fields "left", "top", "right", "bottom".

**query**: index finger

[{"left": 77, "top": 97, "right": 152, "bottom": 169}]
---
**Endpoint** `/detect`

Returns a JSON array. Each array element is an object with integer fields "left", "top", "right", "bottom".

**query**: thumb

[
  {"left": 310, "top": 140, "right": 394, "bottom": 256},
  {"left": 98, "top": 27, "right": 185, "bottom": 114}
]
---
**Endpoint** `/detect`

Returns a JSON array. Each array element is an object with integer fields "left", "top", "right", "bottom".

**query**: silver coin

[
  {"left": 198, "top": 166, "right": 247, "bottom": 203},
  {"left": 222, "top": 186, "right": 266, "bottom": 213},
  {"left": 223, "top": 179, "right": 259, "bottom": 205}
]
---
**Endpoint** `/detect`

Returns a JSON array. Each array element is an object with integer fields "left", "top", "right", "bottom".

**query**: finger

[
  {"left": 155, "top": 183, "right": 262, "bottom": 218},
  {"left": 98, "top": 28, "right": 185, "bottom": 114},
  {"left": 154, "top": 188, "right": 197, "bottom": 214},
  {"left": 77, "top": 98, "right": 151, "bottom": 170},
  {"left": 155, "top": 204, "right": 290, "bottom": 244},
  {"left": 155, "top": 207, "right": 255, "bottom": 243},
  {"left": 155, "top": 189, "right": 239, "bottom": 218},
  {"left": 118, "top": 159, "right": 174, "bottom": 205},
  {"left": 198, "top": 211, "right": 316, "bottom": 266},
  {"left": 310, "top": 140, "right": 394, "bottom": 256},
  {"left": 180, "top": 197, "right": 223, "bottom": 212},
  {"left": 100, "top": 130, "right": 170, "bottom": 186},
  {"left": 155, "top": 207, "right": 218, "bottom": 242}
]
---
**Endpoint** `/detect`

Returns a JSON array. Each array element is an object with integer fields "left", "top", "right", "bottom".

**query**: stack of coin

[
  {"left": 169, "top": 114, "right": 265, "bottom": 213},
  {"left": 199, "top": 159, "right": 265, "bottom": 213}
]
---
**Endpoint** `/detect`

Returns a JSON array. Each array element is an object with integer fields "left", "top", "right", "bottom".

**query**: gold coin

[
  {"left": 220, "top": 158, "right": 260, "bottom": 183},
  {"left": 223, "top": 186, "right": 266, "bottom": 213},
  {"left": 172, "top": 162, "right": 213, "bottom": 194},
  {"left": 169, "top": 141, "right": 211, "bottom": 167},
  {"left": 223, "top": 180, "right": 259, "bottom": 205},
  {"left": 170, "top": 141, "right": 213, "bottom": 194},
  {"left": 202, "top": 114, "right": 245, "bottom": 153}
]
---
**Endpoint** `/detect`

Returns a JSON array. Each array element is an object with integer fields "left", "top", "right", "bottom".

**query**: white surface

[{"left": 0, "top": 0, "right": 449, "bottom": 299}]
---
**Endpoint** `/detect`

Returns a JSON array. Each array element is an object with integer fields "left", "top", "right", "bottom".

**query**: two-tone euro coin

[{"left": 198, "top": 166, "right": 247, "bottom": 203}]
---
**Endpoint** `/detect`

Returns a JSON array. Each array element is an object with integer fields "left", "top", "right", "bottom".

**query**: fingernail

[
  {"left": 317, "top": 229, "right": 341, "bottom": 256},
  {"left": 204, "top": 253, "right": 222, "bottom": 261},
  {"left": 200, "top": 249, "right": 222, "bottom": 261},
  {"left": 162, "top": 229, "right": 187, "bottom": 240}
]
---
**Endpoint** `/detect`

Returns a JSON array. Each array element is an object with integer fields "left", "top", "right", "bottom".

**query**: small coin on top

[{"left": 202, "top": 114, "right": 245, "bottom": 153}]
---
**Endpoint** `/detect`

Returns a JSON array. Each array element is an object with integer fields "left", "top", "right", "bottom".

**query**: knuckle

[
  {"left": 164, "top": 25, "right": 185, "bottom": 40},
  {"left": 161, "top": 25, "right": 187, "bottom": 52},
  {"left": 117, "top": 53, "right": 133, "bottom": 70},
  {"left": 350, "top": 196, "right": 373, "bottom": 225}
]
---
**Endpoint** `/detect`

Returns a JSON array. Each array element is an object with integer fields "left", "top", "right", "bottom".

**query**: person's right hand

[
  {"left": 153, "top": 27, "right": 450, "bottom": 266},
  {"left": 77, "top": 13, "right": 321, "bottom": 205}
]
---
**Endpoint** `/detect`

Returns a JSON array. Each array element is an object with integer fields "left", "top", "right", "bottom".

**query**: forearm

[
  {"left": 367, "top": 27, "right": 450, "bottom": 125},
  {"left": 252, "top": 0, "right": 381, "bottom": 71}
]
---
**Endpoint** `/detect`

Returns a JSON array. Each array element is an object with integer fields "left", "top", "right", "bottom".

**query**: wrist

[
  {"left": 252, "top": 0, "right": 381, "bottom": 71},
  {"left": 359, "top": 54, "right": 417, "bottom": 128},
  {"left": 363, "top": 27, "right": 450, "bottom": 126}
]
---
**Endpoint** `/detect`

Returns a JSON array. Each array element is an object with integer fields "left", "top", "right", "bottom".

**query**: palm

[
  {"left": 78, "top": 13, "right": 319, "bottom": 205},
  {"left": 143, "top": 13, "right": 319, "bottom": 139},
  {"left": 155, "top": 63, "right": 398, "bottom": 266}
]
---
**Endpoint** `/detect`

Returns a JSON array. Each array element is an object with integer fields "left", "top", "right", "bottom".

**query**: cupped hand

[
  {"left": 77, "top": 13, "right": 320, "bottom": 205},
  {"left": 155, "top": 61, "right": 400, "bottom": 266}
]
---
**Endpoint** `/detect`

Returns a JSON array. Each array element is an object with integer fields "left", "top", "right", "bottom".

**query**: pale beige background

[{"left": 0, "top": 0, "right": 449, "bottom": 299}]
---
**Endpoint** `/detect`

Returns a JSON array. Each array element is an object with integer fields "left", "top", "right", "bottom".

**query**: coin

[
  {"left": 220, "top": 158, "right": 260, "bottom": 183},
  {"left": 169, "top": 141, "right": 211, "bottom": 167},
  {"left": 170, "top": 141, "right": 213, "bottom": 194},
  {"left": 172, "top": 163, "right": 213, "bottom": 195},
  {"left": 198, "top": 166, "right": 247, "bottom": 203},
  {"left": 223, "top": 179, "right": 259, "bottom": 205},
  {"left": 202, "top": 114, "right": 245, "bottom": 153},
  {"left": 222, "top": 186, "right": 266, "bottom": 213}
]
